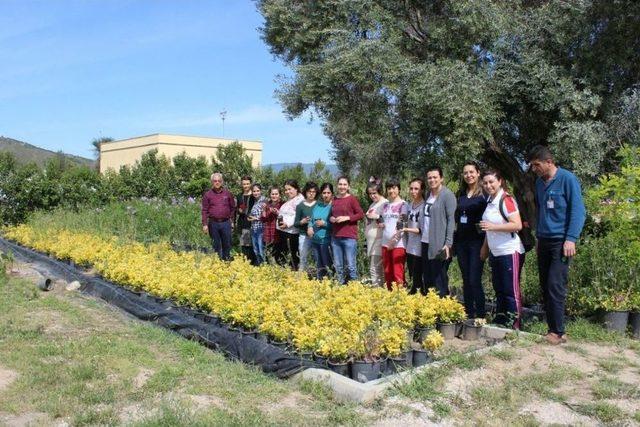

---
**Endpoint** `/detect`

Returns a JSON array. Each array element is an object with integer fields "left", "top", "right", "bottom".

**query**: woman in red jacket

[{"left": 329, "top": 176, "right": 364, "bottom": 284}]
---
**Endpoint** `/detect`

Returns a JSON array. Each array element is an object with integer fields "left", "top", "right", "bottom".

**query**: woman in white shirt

[
  {"left": 276, "top": 179, "right": 305, "bottom": 270},
  {"left": 479, "top": 169, "right": 525, "bottom": 329}
]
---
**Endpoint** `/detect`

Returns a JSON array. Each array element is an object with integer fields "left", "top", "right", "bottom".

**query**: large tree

[{"left": 258, "top": 0, "right": 640, "bottom": 222}]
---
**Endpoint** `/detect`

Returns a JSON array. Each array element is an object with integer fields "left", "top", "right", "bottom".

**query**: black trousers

[
  {"left": 277, "top": 230, "right": 300, "bottom": 270},
  {"left": 456, "top": 239, "right": 486, "bottom": 318},
  {"left": 407, "top": 253, "right": 425, "bottom": 295},
  {"left": 538, "top": 238, "right": 569, "bottom": 335},
  {"left": 421, "top": 243, "right": 450, "bottom": 296}
]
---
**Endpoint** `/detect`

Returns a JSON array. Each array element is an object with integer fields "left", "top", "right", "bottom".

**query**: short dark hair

[
  {"left": 426, "top": 166, "right": 443, "bottom": 178},
  {"left": 302, "top": 181, "right": 319, "bottom": 199},
  {"left": 241, "top": 175, "right": 252, "bottom": 182},
  {"left": 319, "top": 182, "right": 334, "bottom": 194},
  {"left": 527, "top": 145, "right": 554, "bottom": 163},
  {"left": 284, "top": 179, "right": 300, "bottom": 192},
  {"left": 252, "top": 183, "right": 262, "bottom": 191},
  {"left": 385, "top": 177, "right": 401, "bottom": 191},
  {"left": 269, "top": 186, "right": 280, "bottom": 195}
]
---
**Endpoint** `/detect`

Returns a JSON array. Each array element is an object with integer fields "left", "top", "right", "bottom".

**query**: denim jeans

[
  {"left": 298, "top": 234, "right": 313, "bottom": 273},
  {"left": 331, "top": 237, "right": 358, "bottom": 284},
  {"left": 490, "top": 252, "right": 525, "bottom": 329},
  {"left": 251, "top": 228, "right": 265, "bottom": 265},
  {"left": 312, "top": 242, "right": 333, "bottom": 280}
]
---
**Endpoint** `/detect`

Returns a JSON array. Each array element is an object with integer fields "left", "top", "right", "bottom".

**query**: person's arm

[
  {"left": 480, "top": 236, "right": 489, "bottom": 261},
  {"left": 565, "top": 176, "right": 586, "bottom": 243},
  {"left": 294, "top": 203, "right": 304, "bottom": 229},
  {"left": 443, "top": 191, "right": 457, "bottom": 258},
  {"left": 348, "top": 197, "right": 365, "bottom": 222}
]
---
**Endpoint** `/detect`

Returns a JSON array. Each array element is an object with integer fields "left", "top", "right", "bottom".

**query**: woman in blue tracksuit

[{"left": 479, "top": 169, "right": 525, "bottom": 329}]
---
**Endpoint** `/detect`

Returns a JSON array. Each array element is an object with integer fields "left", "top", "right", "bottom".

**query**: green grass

[
  {"left": 490, "top": 348, "right": 516, "bottom": 361},
  {"left": 591, "top": 376, "right": 639, "bottom": 399},
  {"left": 597, "top": 356, "right": 629, "bottom": 374},
  {"left": 0, "top": 272, "right": 363, "bottom": 426},
  {"left": 575, "top": 402, "right": 626, "bottom": 423},
  {"left": 524, "top": 318, "right": 639, "bottom": 348}
]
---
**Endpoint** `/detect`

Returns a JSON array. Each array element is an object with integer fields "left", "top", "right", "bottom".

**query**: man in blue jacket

[{"left": 528, "top": 145, "right": 586, "bottom": 345}]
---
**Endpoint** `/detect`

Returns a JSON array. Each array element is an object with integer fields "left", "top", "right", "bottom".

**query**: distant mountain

[
  {"left": 0, "top": 136, "right": 94, "bottom": 167},
  {"left": 264, "top": 162, "right": 339, "bottom": 175}
]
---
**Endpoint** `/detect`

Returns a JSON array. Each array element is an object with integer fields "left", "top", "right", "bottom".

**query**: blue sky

[{"left": 0, "top": 0, "right": 332, "bottom": 164}]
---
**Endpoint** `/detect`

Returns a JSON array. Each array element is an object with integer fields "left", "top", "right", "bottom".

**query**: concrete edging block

[{"left": 292, "top": 325, "right": 530, "bottom": 403}]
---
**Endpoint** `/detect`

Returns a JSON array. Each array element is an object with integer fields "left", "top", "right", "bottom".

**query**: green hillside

[{"left": 0, "top": 136, "right": 94, "bottom": 167}]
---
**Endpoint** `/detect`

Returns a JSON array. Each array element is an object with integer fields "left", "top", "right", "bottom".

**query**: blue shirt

[
  {"left": 535, "top": 167, "right": 586, "bottom": 242},
  {"left": 310, "top": 202, "right": 332, "bottom": 244}
]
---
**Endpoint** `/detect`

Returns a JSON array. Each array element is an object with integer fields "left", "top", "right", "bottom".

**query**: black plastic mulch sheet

[{"left": 0, "top": 237, "right": 318, "bottom": 378}]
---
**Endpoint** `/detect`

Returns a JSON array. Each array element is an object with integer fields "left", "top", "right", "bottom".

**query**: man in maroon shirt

[{"left": 201, "top": 173, "right": 235, "bottom": 260}]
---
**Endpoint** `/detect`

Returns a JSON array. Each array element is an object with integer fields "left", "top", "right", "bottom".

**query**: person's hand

[
  {"left": 202, "top": 225, "right": 208, "bottom": 234},
  {"left": 479, "top": 220, "right": 493, "bottom": 231},
  {"left": 563, "top": 240, "right": 576, "bottom": 258},
  {"left": 231, "top": 221, "right": 235, "bottom": 231},
  {"left": 271, "top": 207, "right": 278, "bottom": 214},
  {"left": 301, "top": 216, "right": 310, "bottom": 225},
  {"left": 329, "top": 216, "right": 337, "bottom": 224},
  {"left": 366, "top": 210, "right": 378, "bottom": 220},
  {"left": 377, "top": 222, "right": 385, "bottom": 229},
  {"left": 337, "top": 215, "right": 350, "bottom": 223},
  {"left": 315, "top": 219, "right": 325, "bottom": 227},
  {"left": 307, "top": 228, "right": 314, "bottom": 238},
  {"left": 480, "top": 245, "right": 489, "bottom": 261},
  {"left": 442, "top": 245, "right": 450, "bottom": 259}
]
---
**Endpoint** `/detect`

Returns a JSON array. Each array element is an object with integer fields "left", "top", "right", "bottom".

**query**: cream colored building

[{"left": 99, "top": 133, "right": 262, "bottom": 174}]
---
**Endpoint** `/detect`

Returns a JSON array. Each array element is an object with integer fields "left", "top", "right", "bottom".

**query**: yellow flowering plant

[
  {"left": 2, "top": 224, "right": 465, "bottom": 359},
  {"left": 421, "top": 330, "right": 444, "bottom": 352}
]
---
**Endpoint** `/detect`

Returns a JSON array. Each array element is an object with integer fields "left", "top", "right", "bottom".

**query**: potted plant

[
  {"left": 436, "top": 296, "right": 467, "bottom": 339},
  {"left": 380, "top": 325, "right": 412, "bottom": 374},
  {"left": 601, "top": 294, "right": 632, "bottom": 334},
  {"left": 351, "top": 323, "right": 383, "bottom": 383},
  {"left": 412, "top": 294, "right": 437, "bottom": 342},
  {"left": 414, "top": 330, "right": 444, "bottom": 367},
  {"left": 317, "top": 332, "right": 352, "bottom": 377},
  {"left": 462, "top": 318, "right": 486, "bottom": 341}
]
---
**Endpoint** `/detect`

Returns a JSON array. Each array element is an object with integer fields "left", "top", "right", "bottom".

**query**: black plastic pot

[
  {"left": 327, "top": 360, "right": 350, "bottom": 377},
  {"left": 269, "top": 339, "right": 289, "bottom": 350},
  {"left": 415, "top": 327, "right": 434, "bottom": 343},
  {"left": 37, "top": 277, "right": 53, "bottom": 291},
  {"left": 462, "top": 321, "right": 482, "bottom": 341},
  {"left": 437, "top": 322, "right": 458, "bottom": 340},
  {"left": 629, "top": 312, "right": 640, "bottom": 339},
  {"left": 313, "top": 353, "right": 328, "bottom": 367},
  {"left": 412, "top": 349, "right": 432, "bottom": 367},
  {"left": 406, "top": 329, "right": 415, "bottom": 345},
  {"left": 386, "top": 350, "right": 413, "bottom": 374},
  {"left": 255, "top": 332, "right": 269, "bottom": 343},
  {"left": 603, "top": 311, "right": 629, "bottom": 333},
  {"left": 296, "top": 351, "right": 313, "bottom": 362},
  {"left": 241, "top": 329, "right": 258, "bottom": 339},
  {"left": 351, "top": 359, "right": 381, "bottom": 383}
]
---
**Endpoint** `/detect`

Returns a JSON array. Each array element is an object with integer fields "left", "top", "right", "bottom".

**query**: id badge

[
  {"left": 460, "top": 214, "right": 468, "bottom": 224},
  {"left": 547, "top": 198, "right": 555, "bottom": 209}
]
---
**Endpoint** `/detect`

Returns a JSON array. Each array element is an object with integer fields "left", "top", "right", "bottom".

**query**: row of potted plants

[{"left": 3, "top": 225, "right": 470, "bottom": 371}]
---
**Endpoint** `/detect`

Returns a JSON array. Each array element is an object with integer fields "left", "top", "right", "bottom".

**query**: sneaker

[{"left": 545, "top": 332, "right": 565, "bottom": 345}]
